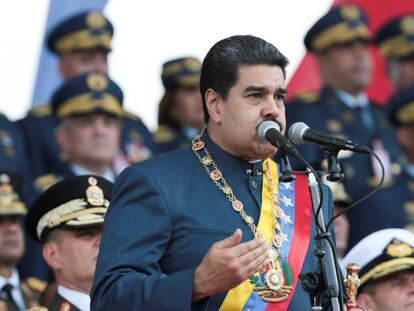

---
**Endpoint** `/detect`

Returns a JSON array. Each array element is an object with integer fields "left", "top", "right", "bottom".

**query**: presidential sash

[{"left": 220, "top": 160, "right": 312, "bottom": 311}]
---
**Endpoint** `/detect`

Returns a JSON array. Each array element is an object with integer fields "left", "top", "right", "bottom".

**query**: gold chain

[{"left": 192, "top": 132, "right": 284, "bottom": 257}]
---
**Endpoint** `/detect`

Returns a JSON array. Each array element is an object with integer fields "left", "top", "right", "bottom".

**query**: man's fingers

[
  {"left": 215, "top": 228, "right": 243, "bottom": 249},
  {"left": 238, "top": 240, "right": 269, "bottom": 266},
  {"left": 230, "top": 236, "right": 267, "bottom": 257},
  {"left": 243, "top": 248, "right": 271, "bottom": 276}
]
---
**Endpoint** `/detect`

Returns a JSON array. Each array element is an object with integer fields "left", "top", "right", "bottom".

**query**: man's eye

[
  {"left": 76, "top": 230, "right": 93, "bottom": 238},
  {"left": 248, "top": 93, "right": 262, "bottom": 98},
  {"left": 275, "top": 94, "right": 285, "bottom": 101}
]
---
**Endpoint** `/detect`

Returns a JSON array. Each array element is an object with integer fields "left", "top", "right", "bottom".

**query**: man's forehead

[{"left": 236, "top": 65, "right": 285, "bottom": 88}]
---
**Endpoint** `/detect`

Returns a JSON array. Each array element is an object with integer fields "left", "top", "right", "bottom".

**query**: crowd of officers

[{"left": 0, "top": 4, "right": 413, "bottom": 311}]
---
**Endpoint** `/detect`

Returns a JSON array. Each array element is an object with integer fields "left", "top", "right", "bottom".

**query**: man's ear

[
  {"left": 42, "top": 243, "right": 61, "bottom": 270},
  {"left": 205, "top": 89, "right": 222, "bottom": 124},
  {"left": 357, "top": 293, "right": 375, "bottom": 310}
]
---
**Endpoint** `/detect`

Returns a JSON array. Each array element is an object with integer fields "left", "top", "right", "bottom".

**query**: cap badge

[
  {"left": 86, "top": 177, "right": 104, "bottom": 206},
  {"left": 86, "top": 12, "right": 106, "bottom": 29},
  {"left": 386, "top": 239, "right": 413, "bottom": 258},
  {"left": 401, "top": 16, "right": 414, "bottom": 35},
  {"left": 86, "top": 73, "right": 108, "bottom": 92},
  {"left": 183, "top": 58, "right": 201, "bottom": 72},
  {"left": 341, "top": 5, "right": 360, "bottom": 21}
]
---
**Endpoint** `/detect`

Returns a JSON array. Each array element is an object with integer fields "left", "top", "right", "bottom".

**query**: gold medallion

[
  {"left": 245, "top": 216, "right": 254, "bottom": 224},
  {"left": 265, "top": 267, "right": 284, "bottom": 291},
  {"left": 232, "top": 200, "right": 243, "bottom": 211},
  {"left": 86, "top": 177, "right": 104, "bottom": 206},
  {"left": 192, "top": 141, "right": 205, "bottom": 151},
  {"left": 202, "top": 156, "right": 213, "bottom": 165},
  {"left": 223, "top": 186, "right": 233, "bottom": 195},
  {"left": 210, "top": 169, "right": 222, "bottom": 181}
]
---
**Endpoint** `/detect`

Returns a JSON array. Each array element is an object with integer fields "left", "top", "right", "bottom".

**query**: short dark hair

[{"left": 200, "top": 35, "right": 289, "bottom": 122}]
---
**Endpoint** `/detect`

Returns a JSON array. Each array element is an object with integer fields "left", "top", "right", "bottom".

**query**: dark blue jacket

[{"left": 91, "top": 134, "right": 337, "bottom": 310}]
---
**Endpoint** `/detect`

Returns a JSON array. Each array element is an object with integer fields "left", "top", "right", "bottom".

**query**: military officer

[
  {"left": 374, "top": 14, "right": 414, "bottom": 91},
  {"left": 16, "top": 11, "right": 155, "bottom": 179},
  {"left": 49, "top": 72, "right": 124, "bottom": 182},
  {"left": 154, "top": 57, "right": 205, "bottom": 153},
  {"left": 91, "top": 35, "right": 364, "bottom": 311},
  {"left": 342, "top": 228, "right": 414, "bottom": 311},
  {"left": 25, "top": 175, "right": 113, "bottom": 311},
  {"left": 0, "top": 172, "right": 44, "bottom": 311},
  {"left": 286, "top": 4, "right": 401, "bottom": 248},
  {"left": 387, "top": 86, "right": 414, "bottom": 231},
  {"left": 20, "top": 72, "right": 123, "bottom": 286}
]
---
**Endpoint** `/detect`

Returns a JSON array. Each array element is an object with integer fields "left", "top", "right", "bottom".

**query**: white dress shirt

[
  {"left": 58, "top": 285, "right": 90, "bottom": 311},
  {"left": 0, "top": 268, "right": 26, "bottom": 310},
  {"left": 70, "top": 163, "right": 115, "bottom": 182}
]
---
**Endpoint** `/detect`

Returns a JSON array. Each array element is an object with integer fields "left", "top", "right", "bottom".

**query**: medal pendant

[{"left": 265, "top": 267, "right": 284, "bottom": 291}]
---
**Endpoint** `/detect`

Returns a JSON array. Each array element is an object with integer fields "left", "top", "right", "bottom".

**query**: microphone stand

[
  {"left": 279, "top": 149, "right": 296, "bottom": 183},
  {"left": 324, "top": 149, "right": 344, "bottom": 182},
  {"left": 300, "top": 168, "right": 343, "bottom": 311}
]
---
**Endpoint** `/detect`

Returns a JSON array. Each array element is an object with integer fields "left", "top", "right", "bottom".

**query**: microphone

[
  {"left": 258, "top": 120, "right": 298, "bottom": 156},
  {"left": 288, "top": 122, "right": 370, "bottom": 154}
]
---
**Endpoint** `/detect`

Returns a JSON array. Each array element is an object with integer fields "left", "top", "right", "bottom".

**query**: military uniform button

[{"left": 251, "top": 179, "right": 258, "bottom": 189}]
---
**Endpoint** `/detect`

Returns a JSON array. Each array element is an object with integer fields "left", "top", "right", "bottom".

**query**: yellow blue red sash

[{"left": 220, "top": 159, "right": 312, "bottom": 311}]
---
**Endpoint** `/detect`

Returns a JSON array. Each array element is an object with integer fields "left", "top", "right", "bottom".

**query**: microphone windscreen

[
  {"left": 258, "top": 120, "right": 280, "bottom": 140},
  {"left": 288, "top": 122, "right": 309, "bottom": 145}
]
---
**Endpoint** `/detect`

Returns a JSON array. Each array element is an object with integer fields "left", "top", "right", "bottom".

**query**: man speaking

[{"left": 91, "top": 35, "right": 361, "bottom": 311}]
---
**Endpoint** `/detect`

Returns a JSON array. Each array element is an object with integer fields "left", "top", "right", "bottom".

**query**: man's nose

[{"left": 262, "top": 96, "right": 280, "bottom": 119}]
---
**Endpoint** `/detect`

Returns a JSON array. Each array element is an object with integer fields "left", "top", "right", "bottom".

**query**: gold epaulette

[
  {"left": 34, "top": 174, "right": 61, "bottom": 192},
  {"left": 123, "top": 110, "right": 141, "bottom": 121},
  {"left": 293, "top": 90, "right": 320, "bottom": 104},
  {"left": 153, "top": 125, "right": 175, "bottom": 143},
  {"left": 23, "top": 277, "right": 47, "bottom": 294},
  {"left": 28, "top": 104, "right": 52, "bottom": 117}
]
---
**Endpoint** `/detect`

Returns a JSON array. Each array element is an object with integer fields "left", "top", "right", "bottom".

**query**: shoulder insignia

[
  {"left": 24, "top": 277, "right": 47, "bottom": 293},
  {"left": 123, "top": 110, "right": 141, "bottom": 121},
  {"left": 326, "top": 119, "right": 343, "bottom": 133},
  {"left": 294, "top": 90, "right": 320, "bottom": 103},
  {"left": 34, "top": 174, "right": 61, "bottom": 192},
  {"left": 153, "top": 126, "right": 175, "bottom": 143},
  {"left": 29, "top": 104, "right": 51, "bottom": 117}
]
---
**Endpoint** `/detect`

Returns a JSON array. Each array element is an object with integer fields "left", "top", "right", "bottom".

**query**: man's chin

[{"left": 257, "top": 144, "right": 277, "bottom": 160}]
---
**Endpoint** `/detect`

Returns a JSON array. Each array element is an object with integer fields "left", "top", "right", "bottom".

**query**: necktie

[{"left": 1, "top": 283, "right": 19, "bottom": 310}]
